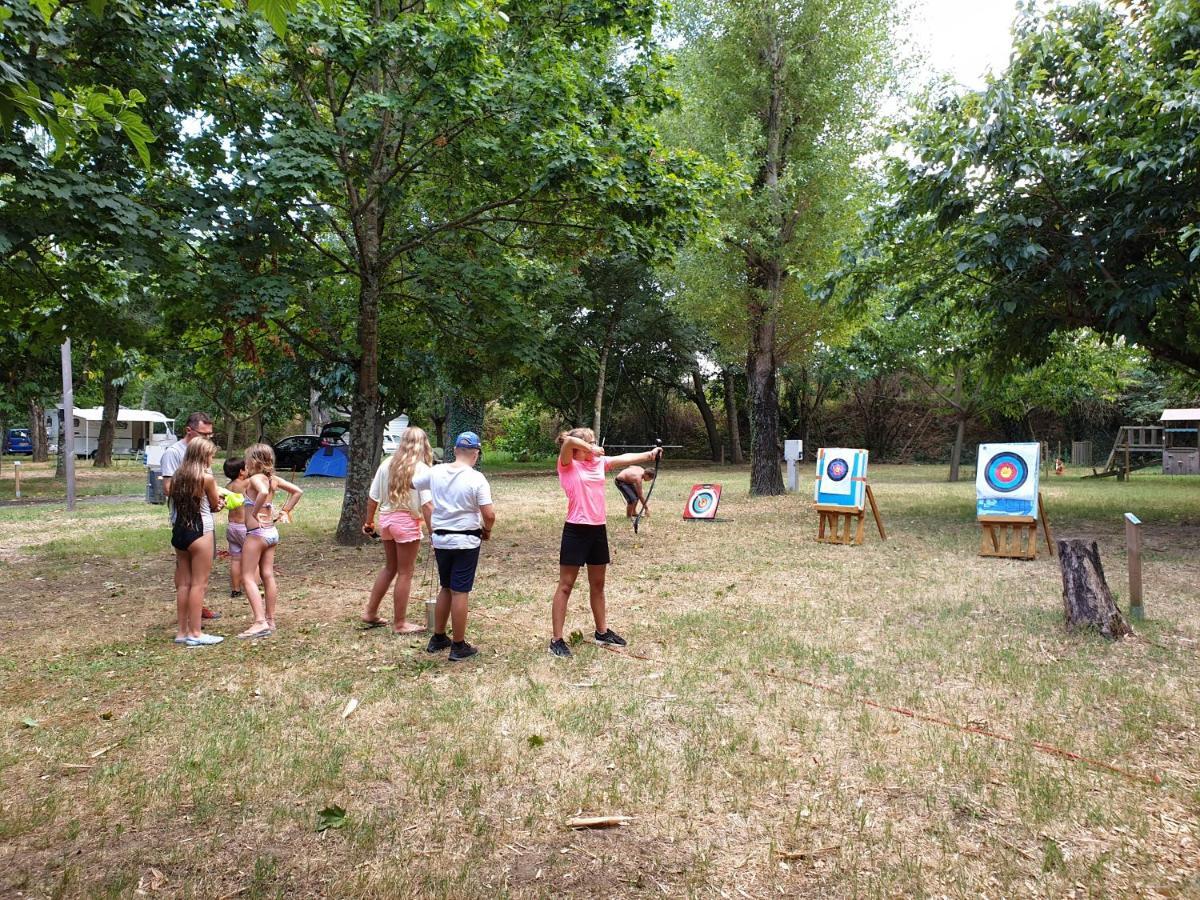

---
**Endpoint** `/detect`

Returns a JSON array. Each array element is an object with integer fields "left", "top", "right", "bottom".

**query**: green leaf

[
  {"left": 20, "top": 717, "right": 39, "bottom": 729},
  {"left": 87, "top": 0, "right": 108, "bottom": 16},
  {"left": 526, "top": 734, "right": 545, "bottom": 748},
  {"left": 316, "top": 804, "right": 346, "bottom": 832},
  {"left": 248, "top": 0, "right": 291, "bottom": 38},
  {"left": 115, "top": 109, "right": 156, "bottom": 170}
]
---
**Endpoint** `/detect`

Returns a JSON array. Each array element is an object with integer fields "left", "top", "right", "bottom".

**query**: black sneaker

[
  {"left": 448, "top": 641, "right": 478, "bottom": 662},
  {"left": 426, "top": 633, "right": 452, "bottom": 654},
  {"left": 594, "top": 629, "right": 626, "bottom": 647},
  {"left": 548, "top": 638, "right": 573, "bottom": 658}
]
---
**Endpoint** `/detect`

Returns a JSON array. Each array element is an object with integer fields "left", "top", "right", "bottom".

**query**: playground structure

[{"left": 1086, "top": 409, "right": 1200, "bottom": 479}]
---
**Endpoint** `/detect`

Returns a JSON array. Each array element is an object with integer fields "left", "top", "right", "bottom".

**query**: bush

[{"left": 487, "top": 402, "right": 557, "bottom": 461}]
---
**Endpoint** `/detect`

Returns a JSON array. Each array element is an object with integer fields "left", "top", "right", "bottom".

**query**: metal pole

[
  {"left": 13, "top": 461, "right": 21, "bottom": 499},
  {"left": 61, "top": 339, "right": 76, "bottom": 511}
]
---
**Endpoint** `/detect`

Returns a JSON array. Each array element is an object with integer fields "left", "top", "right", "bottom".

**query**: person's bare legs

[
  {"left": 586, "top": 563, "right": 608, "bottom": 635},
  {"left": 551, "top": 565, "right": 582, "bottom": 640},
  {"left": 230, "top": 553, "right": 242, "bottom": 594},
  {"left": 239, "top": 535, "right": 270, "bottom": 636},
  {"left": 261, "top": 545, "right": 278, "bottom": 630},
  {"left": 185, "top": 534, "right": 214, "bottom": 638},
  {"left": 363, "top": 539, "right": 398, "bottom": 623},
  {"left": 175, "top": 550, "right": 190, "bottom": 640},
  {"left": 432, "top": 586, "right": 469, "bottom": 642},
  {"left": 391, "top": 540, "right": 422, "bottom": 632}
]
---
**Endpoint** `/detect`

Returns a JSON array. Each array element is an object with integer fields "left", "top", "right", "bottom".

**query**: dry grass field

[{"left": 1, "top": 465, "right": 1198, "bottom": 898}]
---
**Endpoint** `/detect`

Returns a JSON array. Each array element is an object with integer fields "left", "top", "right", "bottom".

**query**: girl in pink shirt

[{"left": 549, "top": 428, "right": 661, "bottom": 658}]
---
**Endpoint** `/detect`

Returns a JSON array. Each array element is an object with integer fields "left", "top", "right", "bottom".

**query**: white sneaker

[{"left": 185, "top": 633, "right": 224, "bottom": 647}]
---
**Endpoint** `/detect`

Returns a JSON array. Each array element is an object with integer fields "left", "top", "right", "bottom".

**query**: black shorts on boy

[
  {"left": 559, "top": 522, "right": 610, "bottom": 567},
  {"left": 614, "top": 478, "right": 639, "bottom": 506},
  {"left": 434, "top": 546, "right": 481, "bottom": 593}
]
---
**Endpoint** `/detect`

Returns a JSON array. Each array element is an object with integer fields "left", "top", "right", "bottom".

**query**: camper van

[{"left": 47, "top": 407, "right": 176, "bottom": 458}]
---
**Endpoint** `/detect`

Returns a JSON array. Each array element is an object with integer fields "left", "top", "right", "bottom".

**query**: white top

[
  {"left": 413, "top": 464, "right": 493, "bottom": 550},
  {"left": 160, "top": 438, "right": 188, "bottom": 524},
  {"left": 368, "top": 458, "right": 433, "bottom": 515}
]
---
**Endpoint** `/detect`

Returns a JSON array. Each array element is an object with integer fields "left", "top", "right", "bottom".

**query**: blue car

[{"left": 4, "top": 428, "right": 33, "bottom": 454}]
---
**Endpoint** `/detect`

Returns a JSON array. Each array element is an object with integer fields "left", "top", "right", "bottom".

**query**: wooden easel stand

[
  {"left": 979, "top": 492, "right": 1054, "bottom": 560},
  {"left": 816, "top": 484, "right": 886, "bottom": 546}
]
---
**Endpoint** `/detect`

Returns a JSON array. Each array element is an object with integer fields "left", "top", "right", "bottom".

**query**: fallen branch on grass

[{"left": 566, "top": 815, "right": 632, "bottom": 829}]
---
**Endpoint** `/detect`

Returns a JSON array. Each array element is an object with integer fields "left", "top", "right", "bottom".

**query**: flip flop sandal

[
  {"left": 237, "top": 629, "right": 272, "bottom": 640},
  {"left": 358, "top": 620, "right": 388, "bottom": 630}
]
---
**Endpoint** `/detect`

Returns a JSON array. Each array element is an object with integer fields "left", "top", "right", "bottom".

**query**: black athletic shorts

[
  {"left": 614, "top": 478, "right": 639, "bottom": 506},
  {"left": 559, "top": 522, "right": 610, "bottom": 567},
  {"left": 435, "top": 546, "right": 481, "bottom": 593}
]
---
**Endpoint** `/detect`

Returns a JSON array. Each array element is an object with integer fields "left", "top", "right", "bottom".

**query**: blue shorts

[{"left": 435, "top": 546, "right": 481, "bottom": 593}]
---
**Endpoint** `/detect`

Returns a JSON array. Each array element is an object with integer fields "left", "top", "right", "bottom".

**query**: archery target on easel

[
  {"left": 814, "top": 448, "right": 868, "bottom": 510},
  {"left": 976, "top": 443, "right": 1040, "bottom": 518},
  {"left": 683, "top": 483, "right": 722, "bottom": 519}
]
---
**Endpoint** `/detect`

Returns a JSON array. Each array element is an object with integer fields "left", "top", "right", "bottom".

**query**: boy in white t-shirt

[{"left": 412, "top": 431, "right": 495, "bottom": 661}]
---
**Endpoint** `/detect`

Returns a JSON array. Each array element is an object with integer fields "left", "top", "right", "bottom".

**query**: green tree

[
  {"left": 665, "top": 0, "right": 898, "bottom": 493},
  {"left": 852, "top": 0, "right": 1200, "bottom": 374},
  {"left": 225, "top": 0, "right": 712, "bottom": 542}
]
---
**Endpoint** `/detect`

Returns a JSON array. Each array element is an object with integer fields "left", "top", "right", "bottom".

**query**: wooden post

[
  {"left": 13, "top": 460, "right": 21, "bottom": 499},
  {"left": 1125, "top": 513, "right": 1144, "bottom": 620},
  {"left": 1124, "top": 434, "right": 1131, "bottom": 482},
  {"left": 61, "top": 338, "right": 76, "bottom": 511}
]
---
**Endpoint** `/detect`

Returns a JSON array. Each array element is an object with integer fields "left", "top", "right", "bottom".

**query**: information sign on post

[{"left": 784, "top": 440, "right": 804, "bottom": 492}]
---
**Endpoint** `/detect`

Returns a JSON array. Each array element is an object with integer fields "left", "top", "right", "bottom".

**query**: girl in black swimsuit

[{"left": 170, "top": 438, "right": 224, "bottom": 648}]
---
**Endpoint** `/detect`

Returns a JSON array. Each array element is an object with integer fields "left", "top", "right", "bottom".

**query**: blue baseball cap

[{"left": 455, "top": 431, "right": 482, "bottom": 449}]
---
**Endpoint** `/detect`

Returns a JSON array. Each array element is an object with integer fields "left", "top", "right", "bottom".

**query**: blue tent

[{"left": 305, "top": 444, "right": 348, "bottom": 477}]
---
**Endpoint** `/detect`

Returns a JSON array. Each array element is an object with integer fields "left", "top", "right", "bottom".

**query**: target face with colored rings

[
  {"left": 985, "top": 452, "right": 1028, "bottom": 493},
  {"left": 827, "top": 458, "right": 850, "bottom": 481},
  {"left": 683, "top": 483, "right": 722, "bottom": 519}
]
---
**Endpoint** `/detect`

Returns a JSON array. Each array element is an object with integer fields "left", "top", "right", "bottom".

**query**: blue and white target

[
  {"left": 814, "top": 448, "right": 868, "bottom": 510},
  {"left": 976, "top": 442, "right": 1040, "bottom": 518}
]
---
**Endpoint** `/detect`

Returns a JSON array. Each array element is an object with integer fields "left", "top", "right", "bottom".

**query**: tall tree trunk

[
  {"left": 223, "top": 412, "right": 236, "bottom": 456},
  {"left": 93, "top": 365, "right": 124, "bottom": 467},
  {"left": 30, "top": 399, "right": 48, "bottom": 462},
  {"left": 690, "top": 366, "right": 721, "bottom": 462},
  {"left": 747, "top": 289, "right": 784, "bottom": 495},
  {"left": 723, "top": 367, "right": 743, "bottom": 464},
  {"left": 431, "top": 407, "right": 446, "bottom": 454},
  {"left": 592, "top": 340, "right": 611, "bottom": 438},
  {"left": 336, "top": 255, "right": 384, "bottom": 544},
  {"left": 949, "top": 417, "right": 966, "bottom": 483}
]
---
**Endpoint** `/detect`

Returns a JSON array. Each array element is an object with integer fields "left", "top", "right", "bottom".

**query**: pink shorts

[
  {"left": 226, "top": 522, "right": 247, "bottom": 557},
  {"left": 379, "top": 510, "right": 422, "bottom": 543}
]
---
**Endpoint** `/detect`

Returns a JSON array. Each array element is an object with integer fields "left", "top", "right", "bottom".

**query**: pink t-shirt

[{"left": 557, "top": 455, "right": 615, "bottom": 525}]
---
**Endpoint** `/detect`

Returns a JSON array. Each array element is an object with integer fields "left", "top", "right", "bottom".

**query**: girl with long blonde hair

[
  {"left": 361, "top": 426, "right": 434, "bottom": 633},
  {"left": 170, "top": 437, "right": 224, "bottom": 647},
  {"left": 238, "top": 442, "right": 304, "bottom": 639}
]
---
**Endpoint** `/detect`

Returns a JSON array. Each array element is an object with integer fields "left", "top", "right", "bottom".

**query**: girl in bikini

[
  {"left": 238, "top": 443, "right": 304, "bottom": 639},
  {"left": 548, "top": 428, "right": 661, "bottom": 657},
  {"left": 360, "top": 426, "right": 434, "bottom": 633},
  {"left": 223, "top": 456, "right": 249, "bottom": 601},
  {"left": 170, "top": 437, "right": 224, "bottom": 647}
]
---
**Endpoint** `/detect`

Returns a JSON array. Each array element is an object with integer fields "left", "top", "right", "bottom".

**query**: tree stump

[{"left": 1057, "top": 539, "right": 1133, "bottom": 640}]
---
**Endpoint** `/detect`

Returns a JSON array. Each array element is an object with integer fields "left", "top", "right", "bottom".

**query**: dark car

[
  {"left": 271, "top": 434, "right": 321, "bottom": 472},
  {"left": 4, "top": 428, "right": 33, "bottom": 454},
  {"left": 319, "top": 420, "right": 351, "bottom": 447}
]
